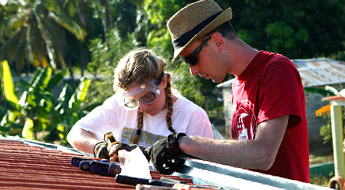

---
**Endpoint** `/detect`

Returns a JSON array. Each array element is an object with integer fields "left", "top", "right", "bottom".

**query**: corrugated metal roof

[
  {"left": 0, "top": 137, "right": 194, "bottom": 190},
  {"left": 293, "top": 58, "right": 345, "bottom": 87},
  {"left": 217, "top": 58, "right": 345, "bottom": 88},
  {"left": 0, "top": 137, "right": 332, "bottom": 189}
]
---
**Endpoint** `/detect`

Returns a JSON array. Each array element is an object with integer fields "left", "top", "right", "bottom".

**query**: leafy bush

[
  {"left": 320, "top": 115, "right": 333, "bottom": 144},
  {"left": 0, "top": 60, "right": 96, "bottom": 145},
  {"left": 86, "top": 28, "right": 138, "bottom": 104}
]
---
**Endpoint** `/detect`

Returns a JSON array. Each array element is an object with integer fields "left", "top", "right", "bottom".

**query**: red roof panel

[{"left": 0, "top": 139, "right": 193, "bottom": 189}]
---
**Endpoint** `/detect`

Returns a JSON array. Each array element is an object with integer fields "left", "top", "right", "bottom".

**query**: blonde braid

[
  {"left": 130, "top": 52, "right": 149, "bottom": 144},
  {"left": 165, "top": 74, "right": 176, "bottom": 135},
  {"left": 131, "top": 110, "right": 144, "bottom": 144}
]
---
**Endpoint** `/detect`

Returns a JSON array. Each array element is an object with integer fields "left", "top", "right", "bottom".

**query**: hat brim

[{"left": 172, "top": 7, "right": 232, "bottom": 61}]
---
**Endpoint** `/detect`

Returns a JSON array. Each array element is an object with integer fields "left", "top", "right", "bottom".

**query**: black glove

[{"left": 147, "top": 133, "right": 191, "bottom": 174}]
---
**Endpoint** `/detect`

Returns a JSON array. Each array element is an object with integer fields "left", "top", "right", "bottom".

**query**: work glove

[
  {"left": 108, "top": 142, "right": 149, "bottom": 162},
  {"left": 93, "top": 141, "right": 110, "bottom": 159},
  {"left": 147, "top": 133, "right": 192, "bottom": 174},
  {"left": 93, "top": 131, "right": 149, "bottom": 162},
  {"left": 93, "top": 132, "right": 117, "bottom": 159}
]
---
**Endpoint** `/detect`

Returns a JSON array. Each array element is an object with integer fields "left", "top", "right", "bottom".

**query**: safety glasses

[
  {"left": 184, "top": 36, "right": 211, "bottom": 66},
  {"left": 123, "top": 88, "right": 160, "bottom": 109}
]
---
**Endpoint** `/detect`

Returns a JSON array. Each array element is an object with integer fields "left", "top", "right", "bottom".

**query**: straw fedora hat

[{"left": 167, "top": 0, "right": 232, "bottom": 61}]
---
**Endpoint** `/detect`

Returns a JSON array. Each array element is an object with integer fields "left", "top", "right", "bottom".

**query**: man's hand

[{"left": 147, "top": 133, "right": 191, "bottom": 174}]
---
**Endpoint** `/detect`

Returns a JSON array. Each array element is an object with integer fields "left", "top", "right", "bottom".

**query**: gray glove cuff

[{"left": 168, "top": 133, "right": 188, "bottom": 156}]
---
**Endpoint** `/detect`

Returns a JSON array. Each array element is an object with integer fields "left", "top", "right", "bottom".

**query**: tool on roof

[{"left": 71, "top": 156, "right": 121, "bottom": 176}]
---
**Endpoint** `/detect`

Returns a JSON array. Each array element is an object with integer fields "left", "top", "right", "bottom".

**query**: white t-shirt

[{"left": 72, "top": 93, "right": 213, "bottom": 148}]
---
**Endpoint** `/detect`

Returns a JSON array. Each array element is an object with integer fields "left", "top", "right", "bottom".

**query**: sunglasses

[
  {"left": 123, "top": 88, "right": 160, "bottom": 109},
  {"left": 184, "top": 36, "right": 211, "bottom": 66}
]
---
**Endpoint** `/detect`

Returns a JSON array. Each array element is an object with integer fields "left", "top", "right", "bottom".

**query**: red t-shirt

[{"left": 231, "top": 50, "right": 310, "bottom": 182}]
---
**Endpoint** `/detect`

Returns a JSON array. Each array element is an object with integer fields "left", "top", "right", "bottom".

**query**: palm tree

[{"left": 0, "top": 0, "right": 86, "bottom": 75}]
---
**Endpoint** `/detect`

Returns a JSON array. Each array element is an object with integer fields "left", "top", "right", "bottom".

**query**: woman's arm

[{"left": 67, "top": 126, "right": 100, "bottom": 155}]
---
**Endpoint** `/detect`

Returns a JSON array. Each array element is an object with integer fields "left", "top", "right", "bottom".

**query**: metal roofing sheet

[
  {"left": 0, "top": 137, "right": 332, "bottom": 189},
  {"left": 293, "top": 58, "right": 345, "bottom": 87},
  {"left": 0, "top": 138, "right": 194, "bottom": 190},
  {"left": 217, "top": 58, "right": 345, "bottom": 88}
]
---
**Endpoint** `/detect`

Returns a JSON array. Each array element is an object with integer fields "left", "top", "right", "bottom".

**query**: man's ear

[{"left": 211, "top": 33, "right": 224, "bottom": 50}]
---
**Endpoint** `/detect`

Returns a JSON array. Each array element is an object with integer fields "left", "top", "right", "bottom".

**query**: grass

[
  {"left": 310, "top": 174, "right": 331, "bottom": 187},
  {"left": 310, "top": 154, "right": 333, "bottom": 165},
  {"left": 309, "top": 145, "right": 334, "bottom": 187}
]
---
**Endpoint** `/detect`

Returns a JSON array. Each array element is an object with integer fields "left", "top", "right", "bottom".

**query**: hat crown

[{"left": 168, "top": 0, "right": 223, "bottom": 39}]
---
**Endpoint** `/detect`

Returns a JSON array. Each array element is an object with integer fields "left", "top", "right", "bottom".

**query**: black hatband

[{"left": 172, "top": 11, "right": 222, "bottom": 49}]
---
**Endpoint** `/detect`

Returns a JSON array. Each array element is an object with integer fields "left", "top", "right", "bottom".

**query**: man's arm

[
  {"left": 67, "top": 126, "right": 100, "bottom": 155},
  {"left": 178, "top": 115, "right": 289, "bottom": 170}
]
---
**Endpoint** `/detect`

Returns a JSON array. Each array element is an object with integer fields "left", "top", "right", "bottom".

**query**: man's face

[{"left": 181, "top": 35, "right": 227, "bottom": 83}]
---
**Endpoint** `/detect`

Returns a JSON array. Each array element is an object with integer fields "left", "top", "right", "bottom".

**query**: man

[{"left": 149, "top": 0, "right": 309, "bottom": 183}]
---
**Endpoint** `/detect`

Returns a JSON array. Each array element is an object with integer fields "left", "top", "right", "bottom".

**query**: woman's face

[{"left": 123, "top": 76, "right": 167, "bottom": 116}]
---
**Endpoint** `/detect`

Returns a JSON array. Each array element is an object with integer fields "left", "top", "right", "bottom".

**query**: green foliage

[
  {"left": 313, "top": 85, "right": 345, "bottom": 144},
  {"left": 22, "top": 118, "right": 34, "bottom": 140},
  {"left": 0, "top": 0, "right": 89, "bottom": 73},
  {"left": 0, "top": 60, "right": 94, "bottom": 145},
  {"left": 143, "top": 0, "right": 192, "bottom": 58},
  {"left": 319, "top": 114, "right": 332, "bottom": 144},
  {"left": 167, "top": 59, "right": 204, "bottom": 105},
  {"left": 319, "top": 107, "right": 345, "bottom": 145},
  {"left": 86, "top": 28, "right": 138, "bottom": 104},
  {"left": 304, "top": 86, "right": 338, "bottom": 97},
  {"left": 1, "top": 60, "right": 19, "bottom": 108},
  {"left": 231, "top": 0, "right": 345, "bottom": 59},
  {"left": 141, "top": 0, "right": 224, "bottom": 112},
  {"left": 264, "top": 21, "right": 298, "bottom": 52},
  {"left": 111, "top": 0, "right": 137, "bottom": 38},
  {"left": 49, "top": 11, "right": 87, "bottom": 41},
  {"left": 310, "top": 174, "right": 332, "bottom": 187}
]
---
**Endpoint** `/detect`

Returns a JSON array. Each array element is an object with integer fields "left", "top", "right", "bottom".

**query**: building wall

[
  {"left": 222, "top": 88, "right": 232, "bottom": 138},
  {"left": 304, "top": 92, "right": 329, "bottom": 148}
]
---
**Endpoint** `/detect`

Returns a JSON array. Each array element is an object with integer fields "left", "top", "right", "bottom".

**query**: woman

[{"left": 67, "top": 48, "right": 213, "bottom": 157}]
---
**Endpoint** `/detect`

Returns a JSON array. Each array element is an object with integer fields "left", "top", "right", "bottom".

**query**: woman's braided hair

[{"left": 113, "top": 48, "right": 176, "bottom": 144}]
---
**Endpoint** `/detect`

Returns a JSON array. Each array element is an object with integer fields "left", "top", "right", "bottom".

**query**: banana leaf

[
  {"left": 47, "top": 70, "right": 66, "bottom": 91},
  {"left": 55, "top": 84, "right": 73, "bottom": 115},
  {"left": 22, "top": 118, "right": 34, "bottom": 140},
  {"left": 68, "top": 77, "right": 90, "bottom": 112},
  {"left": 49, "top": 11, "right": 87, "bottom": 41},
  {"left": 1, "top": 60, "right": 19, "bottom": 109}
]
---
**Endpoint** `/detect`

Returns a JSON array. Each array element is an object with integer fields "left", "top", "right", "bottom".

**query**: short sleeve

[
  {"left": 73, "top": 95, "right": 120, "bottom": 140},
  {"left": 257, "top": 58, "right": 304, "bottom": 128},
  {"left": 185, "top": 108, "right": 213, "bottom": 138}
]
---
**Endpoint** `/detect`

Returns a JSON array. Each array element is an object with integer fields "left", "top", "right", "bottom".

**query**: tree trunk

[{"left": 101, "top": 0, "right": 113, "bottom": 35}]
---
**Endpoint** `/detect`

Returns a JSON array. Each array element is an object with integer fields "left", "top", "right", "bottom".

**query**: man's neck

[{"left": 226, "top": 38, "right": 259, "bottom": 77}]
